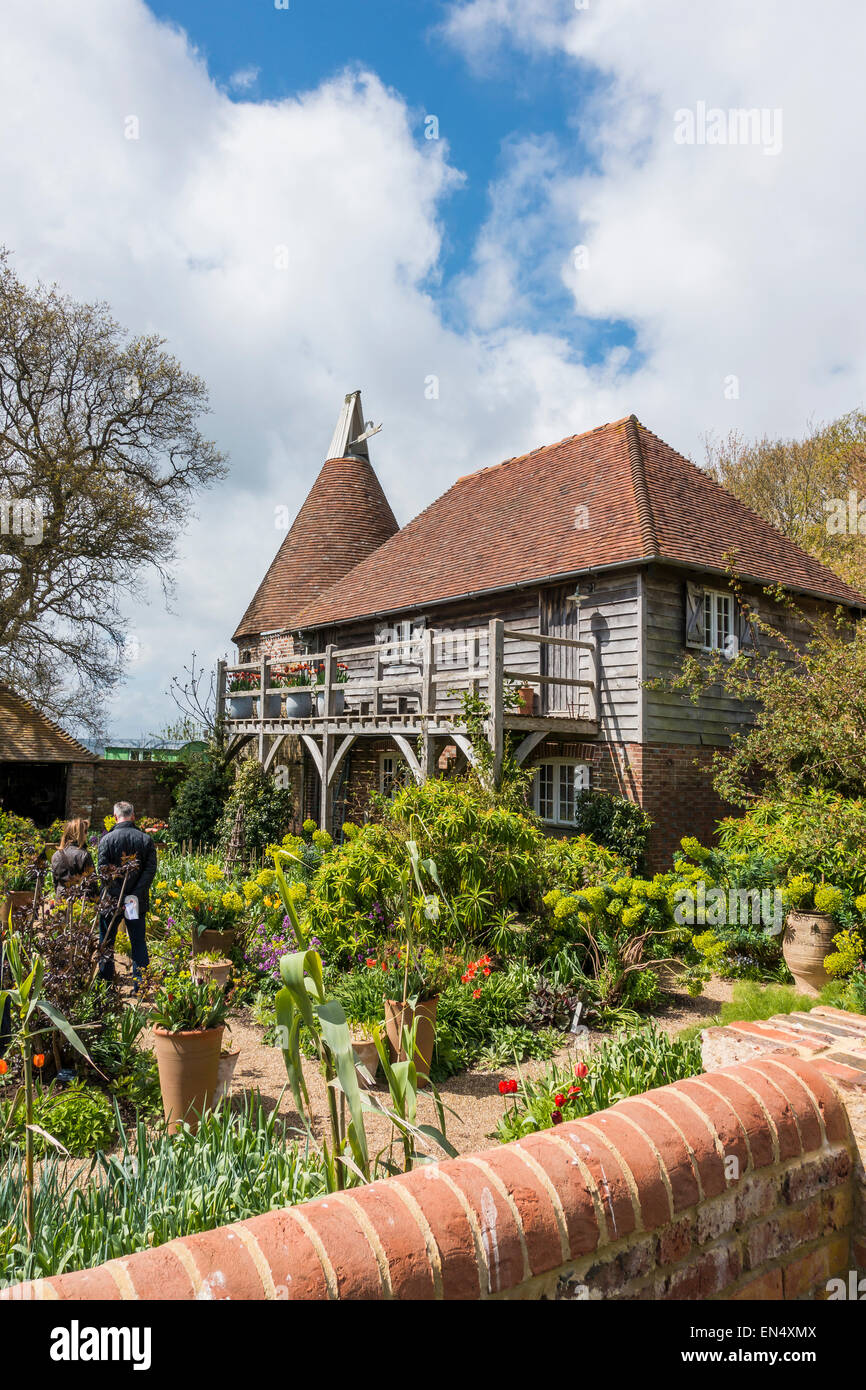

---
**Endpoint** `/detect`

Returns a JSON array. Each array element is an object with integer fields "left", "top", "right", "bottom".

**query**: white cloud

[
  {"left": 4, "top": 0, "right": 866, "bottom": 734},
  {"left": 228, "top": 65, "right": 260, "bottom": 93}
]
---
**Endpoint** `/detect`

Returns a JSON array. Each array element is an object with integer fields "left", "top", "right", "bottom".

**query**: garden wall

[
  {"left": 65, "top": 759, "right": 174, "bottom": 825},
  {"left": 5, "top": 1050, "right": 863, "bottom": 1302}
]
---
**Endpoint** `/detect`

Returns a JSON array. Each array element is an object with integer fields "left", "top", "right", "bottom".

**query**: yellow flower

[{"left": 263, "top": 895, "right": 272, "bottom": 908}]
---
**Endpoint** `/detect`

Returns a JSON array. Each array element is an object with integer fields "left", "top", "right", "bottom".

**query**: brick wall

[
  {"left": 6, "top": 1050, "right": 862, "bottom": 1303},
  {"left": 65, "top": 760, "right": 175, "bottom": 825}
]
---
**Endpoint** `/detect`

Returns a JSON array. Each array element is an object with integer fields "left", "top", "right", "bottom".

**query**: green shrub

[
  {"left": 1, "top": 1083, "right": 116, "bottom": 1158},
  {"left": 570, "top": 789, "right": 652, "bottom": 871},
  {"left": 496, "top": 1024, "right": 702, "bottom": 1141},
  {"left": 168, "top": 746, "right": 233, "bottom": 846},
  {"left": 216, "top": 758, "right": 294, "bottom": 853}
]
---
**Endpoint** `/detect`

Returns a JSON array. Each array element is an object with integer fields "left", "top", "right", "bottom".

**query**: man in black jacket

[{"left": 97, "top": 801, "right": 157, "bottom": 988}]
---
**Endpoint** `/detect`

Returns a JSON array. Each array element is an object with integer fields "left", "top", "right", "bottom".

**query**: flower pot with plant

[
  {"left": 226, "top": 669, "right": 259, "bottom": 720},
  {"left": 348, "top": 1025, "right": 379, "bottom": 1088},
  {"left": 781, "top": 876, "right": 844, "bottom": 995},
  {"left": 189, "top": 951, "right": 232, "bottom": 989},
  {"left": 314, "top": 661, "right": 348, "bottom": 715},
  {"left": 280, "top": 663, "right": 314, "bottom": 718},
  {"left": 517, "top": 684, "right": 535, "bottom": 715},
  {"left": 150, "top": 976, "right": 229, "bottom": 1134},
  {"left": 1, "top": 849, "right": 42, "bottom": 929}
]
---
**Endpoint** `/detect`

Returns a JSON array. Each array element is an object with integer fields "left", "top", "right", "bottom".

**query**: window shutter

[
  {"left": 684, "top": 582, "right": 705, "bottom": 649},
  {"left": 737, "top": 606, "right": 755, "bottom": 650}
]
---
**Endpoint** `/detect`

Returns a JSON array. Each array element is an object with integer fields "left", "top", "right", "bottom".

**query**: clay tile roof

[
  {"left": 0, "top": 685, "right": 99, "bottom": 763},
  {"left": 294, "top": 416, "right": 866, "bottom": 629},
  {"left": 232, "top": 454, "right": 399, "bottom": 643}
]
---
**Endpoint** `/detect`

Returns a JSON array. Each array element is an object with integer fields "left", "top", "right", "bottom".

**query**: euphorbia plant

[{"left": 149, "top": 976, "right": 229, "bottom": 1032}]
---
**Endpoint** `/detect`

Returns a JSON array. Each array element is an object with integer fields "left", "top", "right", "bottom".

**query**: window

[
  {"left": 532, "top": 761, "right": 590, "bottom": 825},
  {"left": 702, "top": 589, "right": 735, "bottom": 653},
  {"left": 379, "top": 753, "right": 409, "bottom": 798}
]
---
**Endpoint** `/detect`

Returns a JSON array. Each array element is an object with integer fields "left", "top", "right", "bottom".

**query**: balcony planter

[
  {"left": 315, "top": 689, "right": 346, "bottom": 716},
  {"left": 263, "top": 693, "right": 283, "bottom": 718},
  {"left": 783, "top": 910, "right": 837, "bottom": 996},
  {"left": 227, "top": 694, "right": 256, "bottom": 719},
  {"left": 384, "top": 997, "right": 437, "bottom": 1089},
  {"left": 189, "top": 957, "right": 232, "bottom": 989},
  {"left": 517, "top": 685, "right": 535, "bottom": 715},
  {"left": 212, "top": 1046, "right": 241, "bottom": 1105},
  {"left": 153, "top": 1024, "right": 224, "bottom": 1135},
  {"left": 283, "top": 690, "right": 312, "bottom": 718}
]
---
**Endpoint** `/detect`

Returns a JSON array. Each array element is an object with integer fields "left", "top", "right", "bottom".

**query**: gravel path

[{"left": 219, "top": 974, "right": 736, "bottom": 1160}]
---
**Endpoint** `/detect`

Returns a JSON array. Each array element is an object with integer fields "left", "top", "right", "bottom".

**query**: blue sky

[{"left": 2, "top": 0, "right": 865, "bottom": 739}]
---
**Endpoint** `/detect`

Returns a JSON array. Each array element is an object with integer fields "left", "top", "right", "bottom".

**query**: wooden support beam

[
  {"left": 452, "top": 733, "right": 480, "bottom": 770},
  {"left": 421, "top": 628, "right": 434, "bottom": 719},
  {"left": 301, "top": 734, "right": 323, "bottom": 778},
  {"left": 263, "top": 733, "right": 287, "bottom": 773},
  {"left": 585, "top": 636, "right": 599, "bottom": 723},
  {"left": 321, "top": 644, "right": 335, "bottom": 830},
  {"left": 391, "top": 734, "right": 422, "bottom": 784},
  {"left": 512, "top": 730, "right": 547, "bottom": 766},
  {"left": 216, "top": 659, "right": 227, "bottom": 727},
  {"left": 328, "top": 734, "right": 356, "bottom": 786},
  {"left": 258, "top": 654, "right": 268, "bottom": 761},
  {"left": 421, "top": 733, "right": 437, "bottom": 780}
]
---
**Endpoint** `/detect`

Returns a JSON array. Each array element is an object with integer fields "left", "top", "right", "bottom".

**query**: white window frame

[
  {"left": 379, "top": 752, "right": 409, "bottom": 798},
  {"left": 702, "top": 589, "right": 736, "bottom": 654},
  {"left": 532, "top": 759, "right": 591, "bottom": 826}
]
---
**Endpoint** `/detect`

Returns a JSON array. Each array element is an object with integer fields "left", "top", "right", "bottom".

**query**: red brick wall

[
  {"left": 5, "top": 1053, "right": 858, "bottom": 1302},
  {"left": 65, "top": 760, "right": 174, "bottom": 825}
]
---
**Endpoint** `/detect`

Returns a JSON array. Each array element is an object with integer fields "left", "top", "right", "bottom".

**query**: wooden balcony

[{"left": 218, "top": 619, "right": 599, "bottom": 825}]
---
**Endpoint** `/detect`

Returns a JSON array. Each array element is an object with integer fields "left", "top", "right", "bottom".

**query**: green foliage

[
  {"left": 717, "top": 981, "right": 819, "bottom": 1025},
  {"left": 569, "top": 789, "right": 652, "bottom": 872},
  {"left": 6, "top": 1084, "right": 116, "bottom": 1157},
  {"left": 496, "top": 1025, "right": 702, "bottom": 1141},
  {"left": 717, "top": 793, "right": 866, "bottom": 897},
  {"left": 216, "top": 758, "right": 294, "bottom": 853},
  {"left": 167, "top": 744, "right": 233, "bottom": 846},
  {"left": 0, "top": 1099, "right": 326, "bottom": 1287}
]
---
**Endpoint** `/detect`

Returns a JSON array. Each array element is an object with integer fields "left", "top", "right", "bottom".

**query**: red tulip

[
  {"left": 554, "top": 1093, "right": 566, "bottom": 1107},
  {"left": 33, "top": 1054, "right": 45, "bottom": 1069},
  {"left": 551, "top": 1109, "right": 563, "bottom": 1125},
  {"left": 575, "top": 1061, "right": 588, "bottom": 1079},
  {"left": 498, "top": 1080, "right": 508, "bottom": 1095}
]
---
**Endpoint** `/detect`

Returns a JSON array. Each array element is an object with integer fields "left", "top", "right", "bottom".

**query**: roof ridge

[
  {"left": 455, "top": 416, "right": 632, "bottom": 484},
  {"left": 625, "top": 415, "right": 659, "bottom": 558}
]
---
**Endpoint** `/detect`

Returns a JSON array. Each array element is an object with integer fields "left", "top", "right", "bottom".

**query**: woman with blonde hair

[{"left": 51, "top": 817, "right": 97, "bottom": 898}]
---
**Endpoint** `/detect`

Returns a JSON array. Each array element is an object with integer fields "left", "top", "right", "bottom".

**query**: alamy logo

[
  {"left": 0, "top": 496, "right": 43, "bottom": 546},
  {"left": 674, "top": 102, "right": 783, "bottom": 156},
  {"left": 50, "top": 1321, "right": 152, "bottom": 1371},
  {"left": 673, "top": 884, "right": 784, "bottom": 934}
]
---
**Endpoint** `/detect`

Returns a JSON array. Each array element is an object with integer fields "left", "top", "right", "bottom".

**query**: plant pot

[
  {"left": 227, "top": 694, "right": 255, "bottom": 719},
  {"left": 283, "top": 690, "right": 312, "bottom": 718},
  {"left": 315, "top": 690, "right": 346, "bottom": 716},
  {"left": 517, "top": 685, "right": 535, "bottom": 715},
  {"left": 351, "top": 1035, "right": 379, "bottom": 1088},
  {"left": 153, "top": 1024, "right": 224, "bottom": 1135},
  {"left": 384, "top": 997, "right": 438, "bottom": 1088},
  {"left": 212, "top": 1048, "right": 240, "bottom": 1105},
  {"left": 2, "top": 890, "right": 35, "bottom": 930},
  {"left": 783, "top": 910, "right": 837, "bottom": 996},
  {"left": 263, "top": 693, "right": 283, "bottom": 718},
  {"left": 189, "top": 957, "right": 232, "bottom": 989},
  {"left": 193, "top": 927, "right": 236, "bottom": 956}
]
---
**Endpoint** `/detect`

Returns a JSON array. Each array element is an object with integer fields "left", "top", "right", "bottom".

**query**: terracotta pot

[
  {"left": 783, "top": 910, "right": 837, "bottom": 996},
  {"left": 384, "top": 997, "right": 438, "bottom": 1087},
  {"left": 189, "top": 957, "right": 232, "bottom": 989},
  {"left": 212, "top": 1048, "right": 240, "bottom": 1105},
  {"left": 351, "top": 1035, "right": 379, "bottom": 1088},
  {"left": 2, "top": 890, "right": 35, "bottom": 929},
  {"left": 517, "top": 685, "right": 535, "bottom": 715},
  {"left": 153, "top": 1024, "right": 224, "bottom": 1134},
  {"left": 192, "top": 927, "right": 236, "bottom": 956}
]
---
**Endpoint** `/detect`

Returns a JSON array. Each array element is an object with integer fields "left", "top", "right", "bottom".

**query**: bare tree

[{"left": 0, "top": 250, "right": 227, "bottom": 730}]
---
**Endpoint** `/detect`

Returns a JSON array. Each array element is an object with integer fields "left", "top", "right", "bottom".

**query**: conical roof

[{"left": 232, "top": 392, "right": 398, "bottom": 643}]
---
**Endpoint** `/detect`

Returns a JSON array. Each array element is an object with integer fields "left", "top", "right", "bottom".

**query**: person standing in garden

[
  {"left": 50, "top": 818, "right": 98, "bottom": 899},
  {"left": 97, "top": 801, "right": 157, "bottom": 989}
]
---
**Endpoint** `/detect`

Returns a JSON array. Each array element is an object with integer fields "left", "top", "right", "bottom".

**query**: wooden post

[
  {"left": 374, "top": 644, "right": 383, "bottom": 716},
  {"left": 216, "top": 659, "right": 227, "bottom": 725},
  {"left": 421, "top": 628, "right": 434, "bottom": 719},
  {"left": 321, "top": 644, "right": 336, "bottom": 832},
  {"left": 469, "top": 633, "right": 480, "bottom": 699},
  {"left": 258, "top": 654, "right": 268, "bottom": 761},
  {"left": 488, "top": 618, "right": 504, "bottom": 787},
  {"left": 586, "top": 636, "right": 599, "bottom": 724}
]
